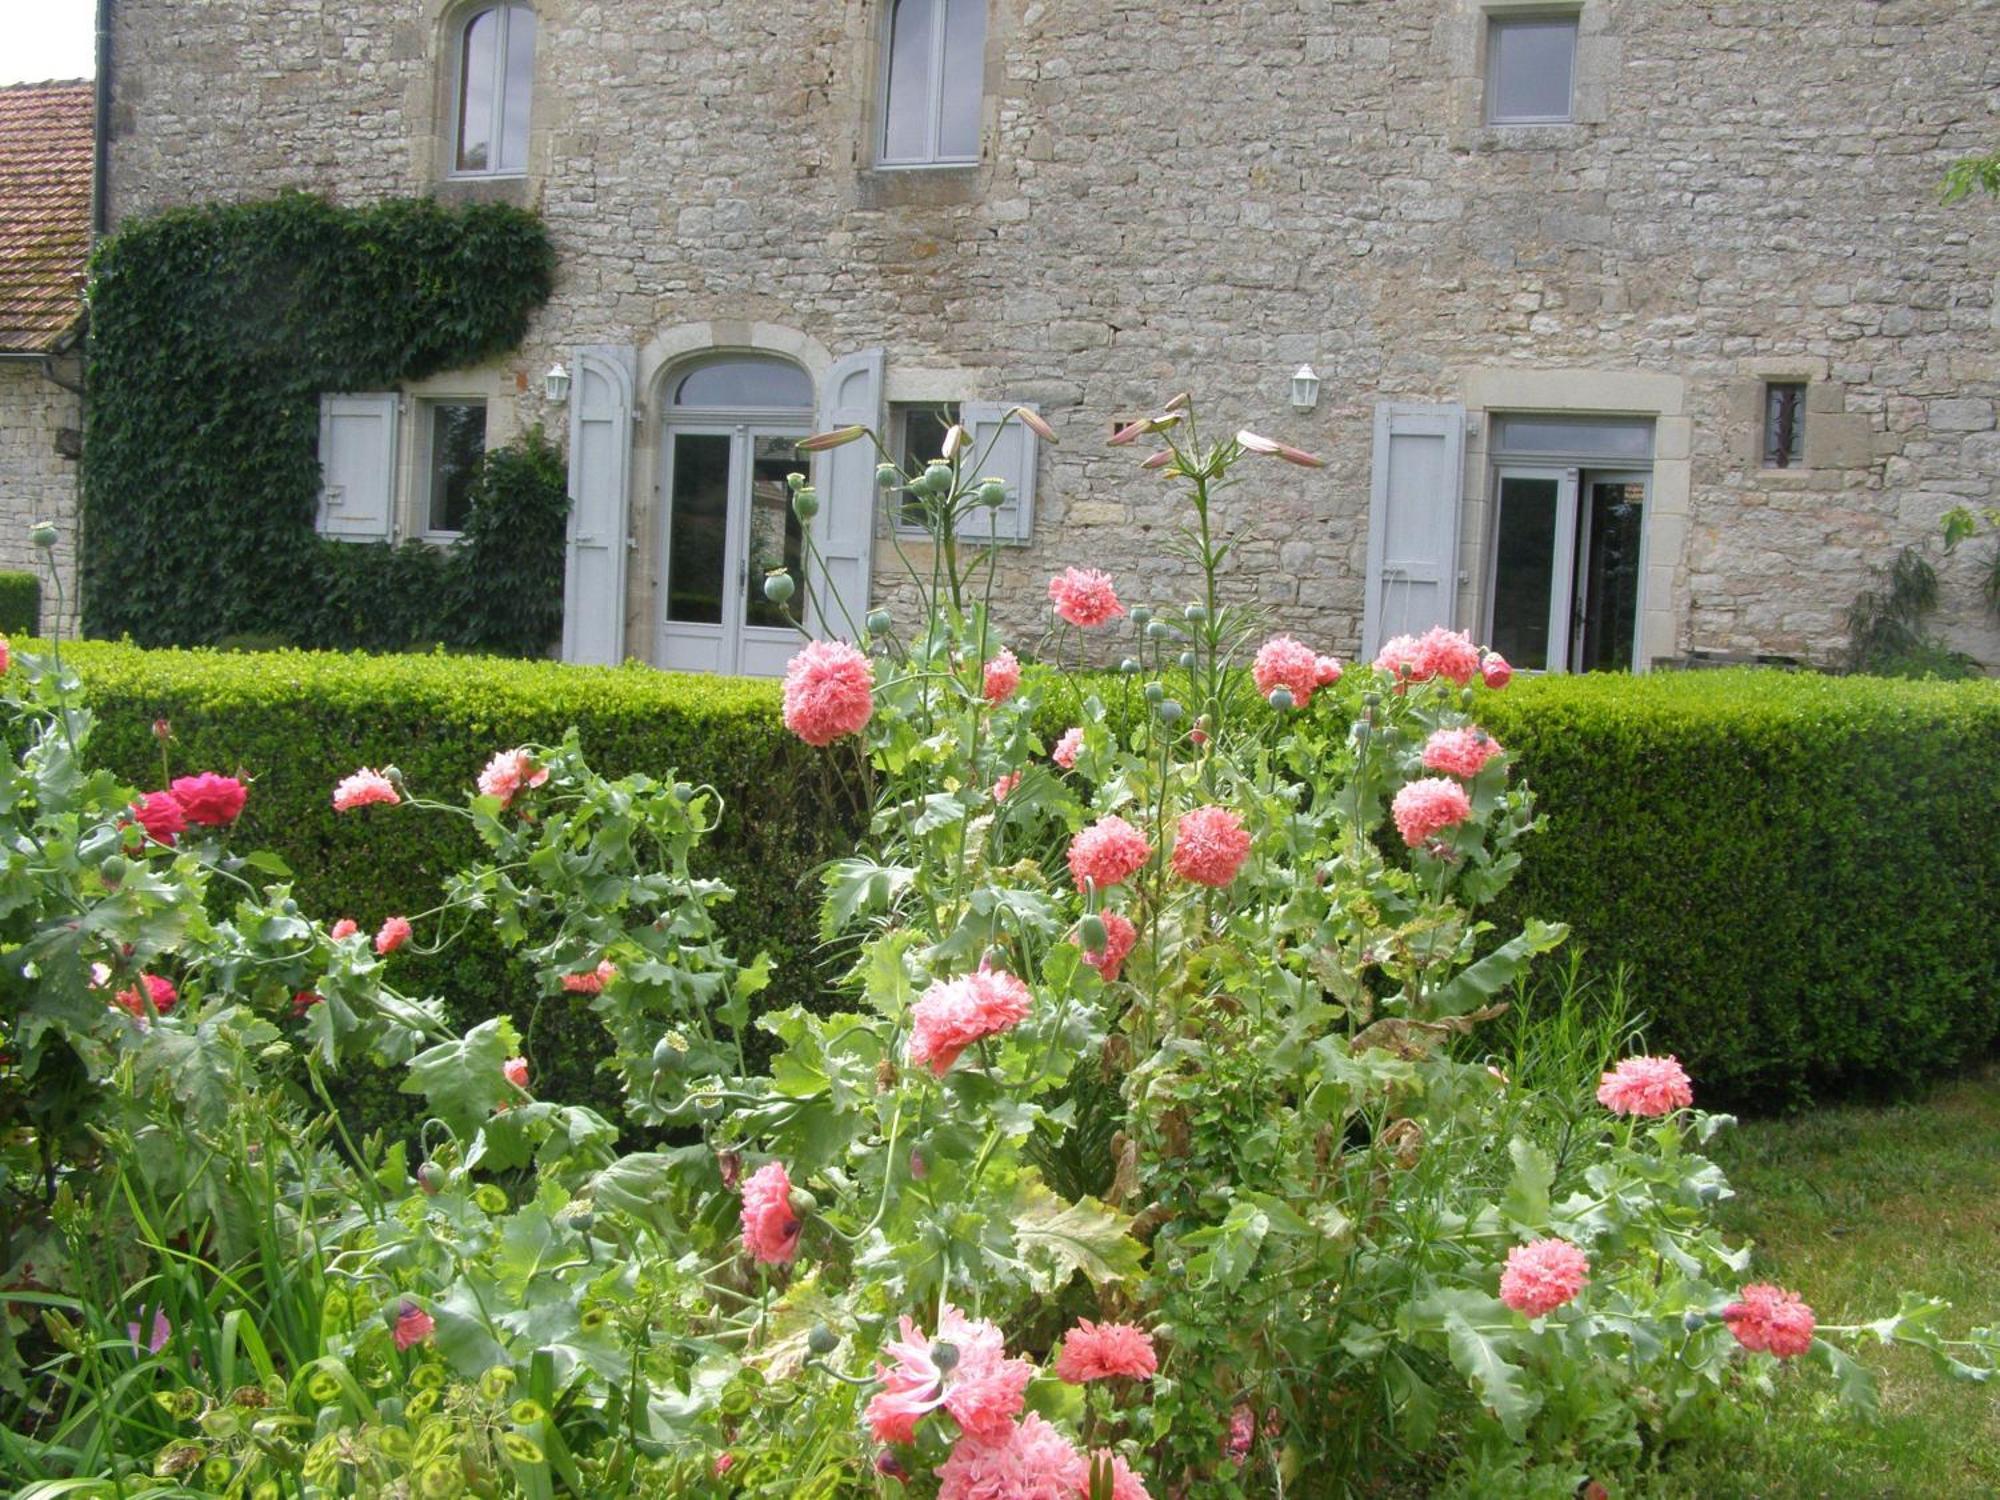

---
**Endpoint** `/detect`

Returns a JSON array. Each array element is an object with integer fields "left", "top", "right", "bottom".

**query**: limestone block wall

[
  {"left": 102, "top": 0, "right": 2000, "bottom": 669},
  {"left": 0, "top": 363, "right": 79, "bottom": 631}
]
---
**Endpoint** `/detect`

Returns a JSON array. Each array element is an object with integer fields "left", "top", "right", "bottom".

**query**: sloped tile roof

[{"left": 0, "top": 80, "right": 94, "bottom": 354}]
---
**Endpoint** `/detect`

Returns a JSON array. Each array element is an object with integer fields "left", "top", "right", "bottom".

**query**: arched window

[
  {"left": 670, "top": 355, "right": 815, "bottom": 411},
  {"left": 453, "top": 4, "right": 537, "bottom": 176},
  {"left": 879, "top": 0, "right": 986, "bottom": 167}
]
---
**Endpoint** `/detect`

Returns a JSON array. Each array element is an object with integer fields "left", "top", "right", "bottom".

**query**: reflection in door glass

[
  {"left": 1578, "top": 482, "right": 1644, "bottom": 672},
  {"left": 744, "top": 436, "right": 807, "bottom": 630},
  {"left": 1490, "top": 475, "right": 1561, "bottom": 671},
  {"left": 667, "top": 433, "right": 730, "bottom": 625}
]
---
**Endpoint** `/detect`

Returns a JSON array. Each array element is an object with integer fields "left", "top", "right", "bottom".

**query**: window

[
  {"left": 892, "top": 402, "right": 961, "bottom": 528},
  {"left": 879, "top": 0, "right": 986, "bottom": 166},
  {"left": 1486, "top": 13, "right": 1578, "bottom": 125},
  {"left": 423, "top": 400, "right": 488, "bottom": 533},
  {"left": 454, "top": 4, "right": 536, "bottom": 175},
  {"left": 1763, "top": 382, "right": 1806, "bottom": 469}
]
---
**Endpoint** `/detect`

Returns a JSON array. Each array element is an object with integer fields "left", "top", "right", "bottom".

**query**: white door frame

[
  {"left": 1572, "top": 468, "right": 1651, "bottom": 672},
  {"left": 657, "top": 410, "right": 811, "bottom": 676},
  {"left": 1487, "top": 463, "right": 1653, "bottom": 673}
]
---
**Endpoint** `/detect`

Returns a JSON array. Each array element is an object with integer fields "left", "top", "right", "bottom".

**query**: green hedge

[
  {"left": 0, "top": 573, "right": 38, "bottom": 635},
  {"left": 55, "top": 642, "right": 862, "bottom": 1136},
  {"left": 55, "top": 642, "right": 2000, "bottom": 1115}
]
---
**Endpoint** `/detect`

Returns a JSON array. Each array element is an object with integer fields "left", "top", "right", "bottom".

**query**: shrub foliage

[
  {"left": 82, "top": 191, "right": 559, "bottom": 652},
  {"left": 0, "top": 571, "right": 39, "bottom": 635}
]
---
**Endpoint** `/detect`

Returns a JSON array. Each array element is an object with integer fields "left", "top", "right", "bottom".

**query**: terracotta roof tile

[{"left": 0, "top": 80, "right": 94, "bottom": 354}]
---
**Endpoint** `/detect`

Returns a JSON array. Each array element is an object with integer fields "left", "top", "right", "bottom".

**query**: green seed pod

[
  {"left": 876, "top": 463, "right": 903, "bottom": 489},
  {"left": 763, "top": 571, "right": 796, "bottom": 605},
  {"left": 1269, "top": 687, "right": 1295, "bottom": 711},
  {"left": 1145, "top": 620, "right": 1171, "bottom": 641},
  {"left": 1144, "top": 682, "right": 1166, "bottom": 705},
  {"left": 1079, "top": 913, "right": 1108, "bottom": 952},
  {"left": 416, "top": 1161, "right": 447, "bottom": 1196},
  {"left": 29, "top": 520, "right": 58, "bottom": 550},
  {"left": 788, "top": 1186, "right": 818, "bottom": 1217},
  {"left": 867, "top": 608, "right": 894, "bottom": 634},
  {"left": 807, "top": 1324, "right": 840, "bottom": 1356},
  {"left": 1119, "top": 657, "right": 1141, "bottom": 674},
  {"left": 786, "top": 472, "right": 807, "bottom": 492},
  {"left": 1184, "top": 604, "right": 1207, "bottom": 624},
  {"left": 674, "top": 781, "right": 696, "bottom": 803},
  {"left": 1683, "top": 1310, "right": 1708, "bottom": 1332},
  {"left": 1130, "top": 605, "right": 1153, "bottom": 627},
  {"left": 99, "top": 854, "right": 128, "bottom": 887},
  {"left": 977, "top": 478, "right": 1007, "bottom": 508},
  {"left": 792, "top": 486, "right": 820, "bottom": 520},
  {"left": 1156, "top": 699, "right": 1184, "bottom": 724},
  {"left": 1178, "top": 650, "right": 1197, "bottom": 670}
]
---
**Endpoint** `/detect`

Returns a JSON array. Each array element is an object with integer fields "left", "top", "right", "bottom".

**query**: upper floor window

[
  {"left": 1763, "top": 383, "right": 1806, "bottom": 469},
  {"left": 879, "top": 0, "right": 986, "bottom": 167},
  {"left": 1486, "top": 12, "right": 1578, "bottom": 125},
  {"left": 454, "top": 4, "right": 537, "bottom": 176}
]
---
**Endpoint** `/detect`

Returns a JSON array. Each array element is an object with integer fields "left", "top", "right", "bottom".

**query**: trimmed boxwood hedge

[
  {"left": 53, "top": 642, "right": 2000, "bottom": 1115},
  {"left": 54, "top": 641, "right": 864, "bottom": 1135},
  {"left": 0, "top": 573, "right": 40, "bottom": 635}
]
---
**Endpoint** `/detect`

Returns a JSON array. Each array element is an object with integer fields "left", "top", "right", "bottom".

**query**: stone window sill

[{"left": 858, "top": 164, "right": 984, "bottom": 209}]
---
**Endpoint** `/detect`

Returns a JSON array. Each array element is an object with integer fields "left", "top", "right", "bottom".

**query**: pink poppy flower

[
  {"left": 1596, "top": 1055, "right": 1695, "bottom": 1117},
  {"left": 983, "top": 648, "right": 1021, "bottom": 705},
  {"left": 906, "top": 968, "right": 1034, "bottom": 1075},
  {"left": 332, "top": 768, "right": 399, "bottom": 812},
  {"left": 1078, "top": 909, "right": 1138, "bottom": 984},
  {"left": 993, "top": 771, "right": 1021, "bottom": 802},
  {"left": 129, "top": 790, "right": 187, "bottom": 847},
  {"left": 291, "top": 990, "right": 323, "bottom": 1019},
  {"left": 868, "top": 1304, "right": 1034, "bottom": 1446},
  {"left": 329, "top": 918, "right": 359, "bottom": 940},
  {"left": 740, "top": 1160, "right": 803, "bottom": 1265},
  {"left": 170, "top": 773, "right": 247, "bottom": 826},
  {"left": 1482, "top": 652, "right": 1514, "bottom": 689},
  {"left": 936, "top": 1413, "right": 1089, "bottom": 1500},
  {"left": 1048, "top": 568, "right": 1127, "bottom": 629},
  {"left": 1390, "top": 778, "right": 1473, "bottom": 846},
  {"left": 113, "top": 974, "right": 177, "bottom": 1019},
  {"left": 1499, "top": 1237, "right": 1590, "bottom": 1317},
  {"left": 1095, "top": 1451, "right": 1153, "bottom": 1500},
  {"left": 502, "top": 1056, "right": 529, "bottom": 1090},
  {"left": 1315, "top": 654, "right": 1343, "bottom": 686},
  {"left": 1723, "top": 1283, "right": 1816, "bottom": 1359},
  {"left": 1170, "top": 806, "right": 1252, "bottom": 888},
  {"left": 1252, "top": 635, "right": 1324, "bottom": 707},
  {"left": 783, "top": 640, "right": 876, "bottom": 746},
  {"left": 478, "top": 748, "right": 549, "bottom": 809},
  {"left": 1052, "top": 726, "right": 1084, "bottom": 770},
  {"left": 1055, "top": 1320, "right": 1158, "bottom": 1383},
  {"left": 392, "top": 1303, "right": 435, "bottom": 1352},
  {"left": 375, "top": 916, "right": 413, "bottom": 955},
  {"left": 1421, "top": 727, "right": 1504, "bottom": 778},
  {"left": 128, "top": 1307, "right": 170, "bottom": 1355},
  {"left": 1066, "top": 815, "right": 1151, "bottom": 891},
  {"left": 1224, "top": 1406, "right": 1256, "bottom": 1461}
]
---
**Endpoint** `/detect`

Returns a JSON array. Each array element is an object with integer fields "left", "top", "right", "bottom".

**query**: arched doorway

[{"left": 657, "top": 354, "right": 813, "bottom": 675}]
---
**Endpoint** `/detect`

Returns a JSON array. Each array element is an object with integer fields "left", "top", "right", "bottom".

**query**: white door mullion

[{"left": 1548, "top": 468, "right": 1581, "bottom": 673}]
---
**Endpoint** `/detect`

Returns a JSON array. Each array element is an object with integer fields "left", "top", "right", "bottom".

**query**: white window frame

[
  {"left": 1484, "top": 10, "right": 1580, "bottom": 126},
  {"left": 1483, "top": 463, "right": 1652, "bottom": 673},
  {"left": 416, "top": 397, "right": 489, "bottom": 541},
  {"left": 876, "top": 0, "right": 985, "bottom": 169},
  {"left": 450, "top": 3, "right": 535, "bottom": 178}
]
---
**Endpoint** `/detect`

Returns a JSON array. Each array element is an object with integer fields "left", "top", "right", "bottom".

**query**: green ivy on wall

[{"left": 81, "top": 191, "right": 561, "bottom": 652}]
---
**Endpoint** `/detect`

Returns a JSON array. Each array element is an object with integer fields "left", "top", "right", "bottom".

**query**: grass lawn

[{"left": 1654, "top": 1064, "right": 1999, "bottom": 1498}]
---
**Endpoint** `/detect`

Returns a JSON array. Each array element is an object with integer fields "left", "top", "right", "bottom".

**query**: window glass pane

[
  {"left": 1490, "top": 475, "right": 1562, "bottom": 671},
  {"left": 744, "top": 436, "right": 808, "bottom": 630},
  {"left": 897, "top": 405, "right": 958, "bottom": 527},
  {"left": 1489, "top": 17, "right": 1576, "bottom": 123},
  {"left": 1577, "top": 480, "right": 1644, "bottom": 672},
  {"left": 456, "top": 9, "right": 499, "bottom": 171},
  {"left": 667, "top": 433, "right": 731, "bottom": 626},
  {"left": 882, "top": 0, "right": 938, "bottom": 161},
  {"left": 1494, "top": 414, "right": 1653, "bottom": 462},
  {"left": 937, "top": 0, "right": 986, "bottom": 160},
  {"left": 497, "top": 7, "right": 536, "bottom": 172},
  {"left": 427, "top": 402, "right": 487, "bottom": 532},
  {"left": 672, "top": 357, "right": 814, "bottom": 410},
  {"left": 1763, "top": 384, "right": 1805, "bottom": 468}
]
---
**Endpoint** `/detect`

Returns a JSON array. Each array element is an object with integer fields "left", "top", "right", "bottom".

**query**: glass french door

[
  {"left": 1488, "top": 467, "right": 1649, "bottom": 673},
  {"left": 659, "top": 424, "right": 808, "bottom": 676}
]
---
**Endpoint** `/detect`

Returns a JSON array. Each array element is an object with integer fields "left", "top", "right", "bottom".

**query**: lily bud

[
  {"left": 941, "top": 424, "right": 968, "bottom": 460},
  {"left": 1010, "top": 406, "right": 1057, "bottom": 442},
  {"left": 797, "top": 424, "right": 867, "bottom": 452}
]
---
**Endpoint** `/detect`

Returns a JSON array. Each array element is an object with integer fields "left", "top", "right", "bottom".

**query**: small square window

[
  {"left": 1487, "top": 14, "right": 1579, "bottom": 125},
  {"left": 892, "top": 402, "right": 961, "bottom": 529},
  {"left": 423, "top": 400, "right": 488, "bottom": 533},
  {"left": 1763, "top": 383, "right": 1806, "bottom": 469}
]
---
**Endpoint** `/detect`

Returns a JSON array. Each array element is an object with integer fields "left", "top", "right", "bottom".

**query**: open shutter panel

[
  {"left": 561, "top": 347, "right": 637, "bottom": 665},
  {"left": 957, "top": 400, "right": 1038, "bottom": 545},
  {"left": 1362, "top": 401, "right": 1466, "bottom": 660},
  {"left": 810, "top": 348, "right": 885, "bottom": 638},
  {"left": 317, "top": 394, "right": 399, "bottom": 541}
]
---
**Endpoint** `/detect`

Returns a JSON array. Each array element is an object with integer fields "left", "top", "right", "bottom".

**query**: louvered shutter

[
  {"left": 809, "top": 349, "right": 885, "bottom": 636},
  {"left": 317, "top": 394, "right": 399, "bottom": 541},
  {"left": 561, "top": 346, "right": 637, "bottom": 665},
  {"left": 1363, "top": 402, "right": 1466, "bottom": 659},
  {"left": 955, "top": 400, "right": 1039, "bottom": 545}
]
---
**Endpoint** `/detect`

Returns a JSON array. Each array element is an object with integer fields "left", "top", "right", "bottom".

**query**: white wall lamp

[
  {"left": 1290, "top": 364, "right": 1320, "bottom": 412},
  {"left": 545, "top": 362, "right": 571, "bottom": 404}
]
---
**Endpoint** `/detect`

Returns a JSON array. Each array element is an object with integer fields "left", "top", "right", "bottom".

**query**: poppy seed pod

[
  {"left": 875, "top": 462, "right": 902, "bottom": 489},
  {"left": 792, "top": 487, "right": 820, "bottom": 520},
  {"left": 762, "top": 571, "right": 796, "bottom": 605}
]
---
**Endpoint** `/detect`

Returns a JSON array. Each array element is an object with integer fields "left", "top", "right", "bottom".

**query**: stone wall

[
  {"left": 102, "top": 0, "right": 2000, "bottom": 669},
  {"left": 0, "top": 362, "right": 79, "bottom": 631}
]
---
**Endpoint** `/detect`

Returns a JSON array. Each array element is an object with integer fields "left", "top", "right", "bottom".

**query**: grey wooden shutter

[
  {"left": 561, "top": 347, "right": 636, "bottom": 665},
  {"left": 810, "top": 349, "right": 885, "bottom": 636},
  {"left": 317, "top": 393, "right": 399, "bottom": 542},
  {"left": 956, "top": 400, "right": 1039, "bottom": 544},
  {"left": 1363, "top": 401, "right": 1466, "bottom": 659}
]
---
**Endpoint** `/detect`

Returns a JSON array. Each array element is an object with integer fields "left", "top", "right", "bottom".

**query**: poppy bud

[
  {"left": 866, "top": 608, "right": 894, "bottom": 634},
  {"left": 152, "top": 718, "right": 173, "bottom": 742},
  {"left": 1079, "top": 914, "right": 1108, "bottom": 953},
  {"left": 416, "top": 1162, "right": 447, "bottom": 1196},
  {"left": 808, "top": 1324, "right": 839, "bottom": 1356}
]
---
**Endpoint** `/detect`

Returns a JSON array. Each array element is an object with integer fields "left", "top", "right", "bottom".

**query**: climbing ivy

[{"left": 82, "top": 191, "right": 560, "bottom": 651}]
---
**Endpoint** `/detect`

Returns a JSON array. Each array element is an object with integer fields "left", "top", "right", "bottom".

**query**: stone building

[
  {"left": 0, "top": 79, "right": 92, "bottom": 633},
  {"left": 98, "top": 0, "right": 1999, "bottom": 673}
]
